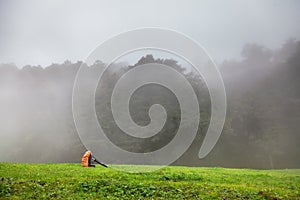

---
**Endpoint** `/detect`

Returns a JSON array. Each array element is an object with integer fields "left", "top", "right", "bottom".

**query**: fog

[
  {"left": 0, "top": 39, "right": 299, "bottom": 168},
  {"left": 0, "top": 0, "right": 300, "bottom": 168},
  {"left": 0, "top": 62, "right": 83, "bottom": 162},
  {"left": 0, "top": 0, "right": 300, "bottom": 66}
]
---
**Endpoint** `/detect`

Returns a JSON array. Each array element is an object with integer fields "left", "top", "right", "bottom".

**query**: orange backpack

[{"left": 82, "top": 151, "right": 91, "bottom": 167}]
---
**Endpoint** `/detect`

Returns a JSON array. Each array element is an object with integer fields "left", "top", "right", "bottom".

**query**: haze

[
  {"left": 0, "top": 0, "right": 300, "bottom": 67},
  {"left": 0, "top": 1, "right": 299, "bottom": 168}
]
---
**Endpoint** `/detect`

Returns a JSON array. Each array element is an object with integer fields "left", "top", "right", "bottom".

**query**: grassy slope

[{"left": 0, "top": 163, "right": 299, "bottom": 199}]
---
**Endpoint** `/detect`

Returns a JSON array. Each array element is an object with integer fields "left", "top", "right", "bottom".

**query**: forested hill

[{"left": 0, "top": 39, "right": 299, "bottom": 169}]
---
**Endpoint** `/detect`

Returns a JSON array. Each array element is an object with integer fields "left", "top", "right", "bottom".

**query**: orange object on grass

[{"left": 82, "top": 150, "right": 91, "bottom": 167}]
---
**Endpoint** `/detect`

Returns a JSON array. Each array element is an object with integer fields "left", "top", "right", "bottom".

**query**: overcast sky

[{"left": 0, "top": 0, "right": 299, "bottom": 67}]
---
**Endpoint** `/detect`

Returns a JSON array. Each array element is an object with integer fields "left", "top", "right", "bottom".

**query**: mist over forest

[{"left": 0, "top": 38, "right": 299, "bottom": 169}]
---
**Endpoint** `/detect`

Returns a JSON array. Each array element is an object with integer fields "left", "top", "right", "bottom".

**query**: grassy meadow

[{"left": 0, "top": 163, "right": 299, "bottom": 199}]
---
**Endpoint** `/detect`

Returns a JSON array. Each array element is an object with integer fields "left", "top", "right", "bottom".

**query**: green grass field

[{"left": 0, "top": 163, "right": 299, "bottom": 199}]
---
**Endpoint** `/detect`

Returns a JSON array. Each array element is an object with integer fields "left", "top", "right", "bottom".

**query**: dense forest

[{"left": 0, "top": 39, "right": 299, "bottom": 169}]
